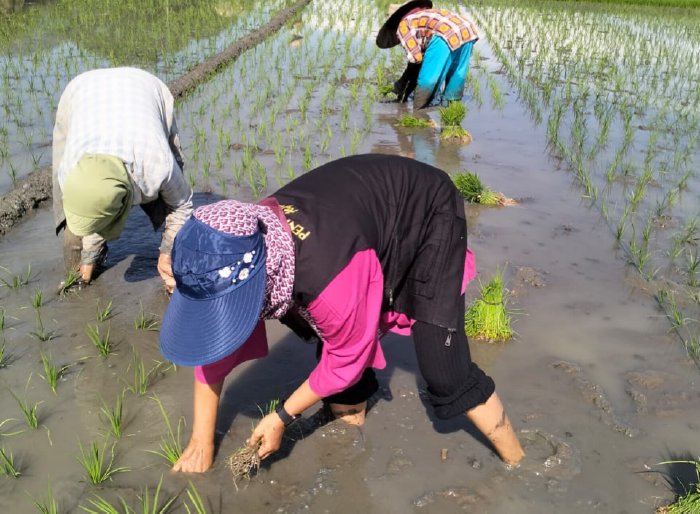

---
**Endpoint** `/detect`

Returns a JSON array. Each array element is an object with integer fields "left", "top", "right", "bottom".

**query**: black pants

[{"left": 320, "top": 302, "right": 495, "bottom": 419}]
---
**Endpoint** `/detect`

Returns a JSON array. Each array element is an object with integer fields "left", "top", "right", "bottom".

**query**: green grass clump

[
  {"left": 396, "top": 115, "right": 434, "bottom": 128},
  {"left": 465, "top": 271, "right": 514, "bottom": 342},
  {"left": 657, "top": 459, "right": 700, "bottom": 513}
]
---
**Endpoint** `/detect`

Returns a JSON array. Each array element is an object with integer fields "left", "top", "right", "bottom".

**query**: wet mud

[{"left": 1, "top": 23, "right": 699, "bottom": 514}]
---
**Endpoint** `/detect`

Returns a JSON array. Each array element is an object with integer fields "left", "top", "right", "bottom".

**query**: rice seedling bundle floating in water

[
  {"left": 452, "top": 171, "right": 513, "bottom": 206},
  {"left": 465, "top": 271, "right": 514, "bottom": 342},
  {"left": 396, "top": 115, "right": 435, "bottom": 128},
  {"left": 439, "top": 101, "right": 472, "bottom": 143}
]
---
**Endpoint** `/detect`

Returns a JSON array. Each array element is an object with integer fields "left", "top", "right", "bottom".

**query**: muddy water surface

[{"left": 1, "top": 48, "right": 699, "bottom": 514}]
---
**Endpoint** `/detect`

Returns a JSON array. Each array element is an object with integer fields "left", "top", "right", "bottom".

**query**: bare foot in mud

[{"left": 328, "top": 402, "right": 367, "bottom": 426}]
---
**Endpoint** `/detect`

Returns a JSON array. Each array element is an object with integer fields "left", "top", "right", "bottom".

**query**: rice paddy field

[{"left": 1, "top": 0, "right": 699, "bottom": 512}]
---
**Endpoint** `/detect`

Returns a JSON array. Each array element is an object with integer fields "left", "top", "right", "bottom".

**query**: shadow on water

[
  {"left": 656, "top": 451, "right": 700, "bottom": 499},
  {"left": 101, "top": 192, "right": 224, "bottom": 283}
]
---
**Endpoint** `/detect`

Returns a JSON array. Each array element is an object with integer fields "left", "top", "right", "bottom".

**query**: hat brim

[
  {"left": 376, "top": 0, "right": 433, "bottom": 49},
  {"left": 159, "top": 264, "right": 266, "bottom": 367}
]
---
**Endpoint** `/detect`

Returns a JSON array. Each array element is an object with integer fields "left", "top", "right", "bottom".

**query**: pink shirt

[{"left": 195, "top": 248, "right": 477, "bottom": 397}]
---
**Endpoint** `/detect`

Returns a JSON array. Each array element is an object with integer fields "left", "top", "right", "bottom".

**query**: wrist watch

[{"left": 275, "top": 404, "right": 300, "bottom": 427}]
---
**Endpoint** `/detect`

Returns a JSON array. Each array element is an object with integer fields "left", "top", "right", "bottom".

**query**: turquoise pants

[{"left": 414, "top": 37, "right": 474, "bottom": 109}]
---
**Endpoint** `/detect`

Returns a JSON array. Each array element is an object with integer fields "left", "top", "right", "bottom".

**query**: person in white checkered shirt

[{"left": 52, "top": 67, "right": 193, "bottom": 292}]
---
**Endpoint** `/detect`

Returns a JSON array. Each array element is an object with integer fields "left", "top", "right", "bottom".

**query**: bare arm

[{"left": 172, "top": 378, "right": 224, "bottom": 473}]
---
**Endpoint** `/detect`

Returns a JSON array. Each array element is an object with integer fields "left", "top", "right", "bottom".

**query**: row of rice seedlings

[
  {"left": 80, "top": 474, "right": 177, "bottom": 514},
  {"left": 0, "top": 0, "right": 287, "bottom": 187},
  {"left": 469, "top": 0, "right": 700, "bottom": 357}
]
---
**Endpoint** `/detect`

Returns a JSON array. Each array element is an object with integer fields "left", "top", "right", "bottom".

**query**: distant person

[
  {"left": 52, "top": 67, "right": 192, "bottom": 291},
  {"left": 159, "top": 154, "right": 524, "bottom": 472},
  {"left": 377, "top": 0, "right": 479, "bottom": 109}
]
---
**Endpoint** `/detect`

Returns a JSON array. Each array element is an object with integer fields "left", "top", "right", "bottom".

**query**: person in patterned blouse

[{"left": 377, "top": 0, "right": 479, "bottom": 109}]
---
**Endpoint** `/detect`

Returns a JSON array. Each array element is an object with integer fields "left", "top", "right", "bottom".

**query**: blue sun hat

[{"left": 160, "top": 201, "right": 267, "bottom": 367}]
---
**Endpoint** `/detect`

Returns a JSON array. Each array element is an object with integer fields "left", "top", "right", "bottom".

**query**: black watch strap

[{"left": 275, "top": 404, "right": 299, "bottom": 427}]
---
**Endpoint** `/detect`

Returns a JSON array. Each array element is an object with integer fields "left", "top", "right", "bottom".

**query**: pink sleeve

[
  {"left": 194, "top": 321, "right": 269, "bottom": 384},
  {"left": 307, "top": 250, "right": 387, "bottom": 398}
]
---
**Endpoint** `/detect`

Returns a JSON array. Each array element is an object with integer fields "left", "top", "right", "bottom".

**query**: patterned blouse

[{"left": 397, "top": 9, "right": 479, "bottom": 63}]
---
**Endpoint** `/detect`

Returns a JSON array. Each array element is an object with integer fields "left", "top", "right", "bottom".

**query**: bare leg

[
  {"left": 328, "top": 401, "right": 367, "bottom": 426},
  {"left": 466, "top": 392, "right": 524, "bottom": 465}
]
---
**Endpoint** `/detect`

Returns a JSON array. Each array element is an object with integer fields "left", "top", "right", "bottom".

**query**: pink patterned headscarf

[{"left": 194, "top": 200, "right": 295, "bottom": 320}]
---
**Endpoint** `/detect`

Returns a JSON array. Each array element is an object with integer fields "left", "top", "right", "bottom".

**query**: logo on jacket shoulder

[{"left": 280, "top": 204, "right": 311, "bottom": 241}]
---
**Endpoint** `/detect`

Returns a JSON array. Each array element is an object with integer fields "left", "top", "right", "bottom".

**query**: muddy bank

[{"left": 0, "top": 0, "right": 311, "bottom": 237}]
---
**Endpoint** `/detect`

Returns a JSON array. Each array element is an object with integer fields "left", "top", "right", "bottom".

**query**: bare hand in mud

[
  {"left": 247, "top": 413, "right": 284, "bottom": 460},
  {"left": 172, "top": 439, "right": 214, "bottom": 473},
  {"left": 158, "top": 253, "right": 175, "bottom": 294}
]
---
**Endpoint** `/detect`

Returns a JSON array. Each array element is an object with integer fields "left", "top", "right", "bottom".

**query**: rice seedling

[
  {"left": 134, "top": 302, "right": 159, "bottom": 331},
  {"left": 32, "top": 481, "right": 59, "bottom": 514},
  {"left": 0, "top": 340, "right": 9, "bottom": 369},
  {"left": 12, "top": 392, "right": 40, "bottom": 429},
  {"left": 396, "top": 115, "right": 434, "bottom": 128},
  {"left": 31, "top": 288, "right": 44, "bottom": 309},
  {"left": 146, "top": 395, "right": 183, "bottom": 466},
  {"left": 184, "top": 482, "right": 209, "bottom": 514},
  {"left": 59, "top": 269, "right": 81, "bottom": 295},
  {"left": 0, "top": 447, "right": 21, "bottom": 478},
  {"left": 0, "top": 264, "right": 32, "bottom": 289},
  {"left": 439, "top": 101, "right": 467, "bottom": 127},
  {"left": 452, "top": 171, "right": 512, "bottom": 206},
  {"left": 100, "top": 392, "right": 125, "bottom": 439},
  {"left": 465, "top": 270, "right": 514, "bottom": 342},
  {"left": 125, "top": 353, "right": 163, "bottom": 397},
  {"left": 79, "top": 495, "right": 130, "bottom": 514},
  {"left": 96, "top": 300, "right": 114, "bottom": 322},
  {"left": 40, "top": 350, "right": 65, "bottom": 394},
  {"left": 76, "top": 440, "right": 129, "bottom": 485},
  {"left": 85, "top": 324, "right": 113, "bottom": 357}
]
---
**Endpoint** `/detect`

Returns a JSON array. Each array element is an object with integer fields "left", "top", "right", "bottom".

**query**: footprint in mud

[{"left": 511, "top": 428, "right": 582, "bottom": 481}]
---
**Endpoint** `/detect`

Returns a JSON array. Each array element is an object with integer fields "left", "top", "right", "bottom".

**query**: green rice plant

[
  {"left": 184, "top": 482, "right": 209, "bottom": 514},
  {"left": 80, "top": 494, "right": 130, "bottom": 514},
  {"left": 657, "top": 459, "right": 700, "bottom": 513},
  {"left": 85, "top": 324, "right": 113, "bottom": 357},
  {"left": 0, "top": 418, "right": 22, "bottom": 437},
  {"left": 59, "top": 269, "right": 81, "bottom": 295},
  {"left": 32, "top": 481, "right": 59, "bottom": 514},
  {"left": 125, "top": 353, "right": 163, "bottom": 397},
  {"left": 0, "top": 264, "right": 32, "bottom": 289},
  {"left": 0, "top": 447, "right": 21, "bottom": 478},
  {"left": 40, "top": 350, "right": 64, "bottom": 394},
  {"left": 0, "top": 339, "right": 9, "bottom": 368},
  {"left": 439, "top": 101, "right": 467, "bottom": 127},
  {"left": 77, "top": 440, "right": 129, "bottom": 485},
  {"left": 397, "top": 114, "right": 435, "bottom": 128},
  {"left": 100, "top": 392, "right": 125, "bottom": 439},
  {"left": 96, "top": 300, "right": 114, "bottom": 322},
  {"left": 465, "top": 270, "right": 514, "bottom": 342},
  {"left": 31, "top": 288, "right": 44, "bottom": 309},
  {"left": 146, "top": 395, "right": 183, "bottom": 465},
  {"left": 137, "top": 474, "right": 178, "bottom": 514},
  {"left": 134, "top": 302, "right": 159, "bottom": 331},
  {"left": 0, "top": 307, "right": 4, "bottom": 331},
  {"left": 12, "top": 392, "right": 40, "bottom": 429}
]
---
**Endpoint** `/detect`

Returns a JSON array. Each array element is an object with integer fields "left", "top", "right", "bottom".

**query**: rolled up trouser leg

[
  {"left": 63, "top": 227, "right": 82, "bottom": 274},
  {"left": 412, "top": 317, "right": 495, "bottom": 419}
]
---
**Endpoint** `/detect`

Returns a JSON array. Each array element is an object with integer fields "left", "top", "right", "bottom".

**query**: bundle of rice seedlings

[
  {"left": 226, "top": 441, "right": 261, "bottom": 489},
  {"left": 439, "top": 102, "right": 471, "bottom": 143},
  {"left": 452, "top": 171, "right": 514, "bottom": 206},
  {"left": 396, "top": 115, "right": 435, "bottom": 128},
  {"left": 465, "top": 270, "right": 514, "bottom": 342},
  {"left": 439, "top": 101, "right": 467, "bottom": 126}
]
